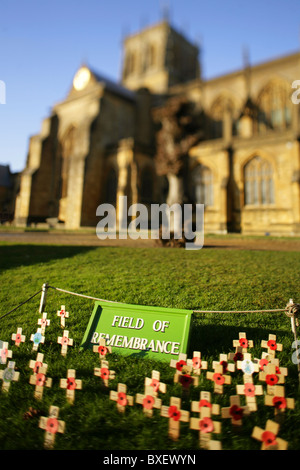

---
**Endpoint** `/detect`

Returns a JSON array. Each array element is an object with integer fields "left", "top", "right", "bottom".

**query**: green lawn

[{"left": 0, "top": 242, "right": 299, "bottom": 450}]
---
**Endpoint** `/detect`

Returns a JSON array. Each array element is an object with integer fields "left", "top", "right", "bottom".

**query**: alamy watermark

[
  {"left": 96, "top": 196, "right": 204, "bottom": 250},
  {"left": 0, "top": 80, "right": 6, "bottom": 104}
]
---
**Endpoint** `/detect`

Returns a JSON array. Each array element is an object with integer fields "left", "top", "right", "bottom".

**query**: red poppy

[
  {"left": 199, "top": 417, "right": 214, "bottom": 433},
  {"left": 176, "top": 360, "right": 186, "bottom": 371},
  {"left": 15, "top": 334, "right": 22, "bottom": 345},
  {"left": 259, "top": 358, "right": 269, "bottom": 370},
  {"left": 168, "top": 405, "right": 181, "bottom": 421},
  {"left": 229, "top": 404, "right": 243, "bottom": 421},
  {"left": 1, "top": 348, "right": 8, "bottom": 363},
  {"left": 179, "top": 374, "right": 193, "bottom": 388},
  {"left": 239, "top": 338, "right": 248, "bottom": 348},
  {"left": 192, "top": 357, "right": 201, "bottom": 369},
  {"left": 244, "top": 383, "right": 255, "bottom": 397},
  {"left": 261, "top": 430, "right": 278, "bottom": 448},
  {"left": 266, "top": 374, "right": 279, "bottom": 385},
  {"left": 98, "top": 345, "right": 107, "bottom": 356},
  {"left": 46, "top": 417, "right": 58, "bottom": 434},
  {"left": 275, "top": 366, "right": 281, "bottom": 374},
  {"left": 150, "top": 378, "right": 160, "bottom": 393},
  {"left": 100, "top": 367, "right": 109, "bottom": 380},
  {"left": 233, "top": 352, "right": 243, "bottom": 362},
  {"left": 220, "top": 360, "right": 228, "bottom": 373},
  {"left": 267, "top": 339, "right": 277, "bottom": 351},
  {"left": 67, "top": 377, "right": 77, "bottom": 390},
  {"left": 199, "top": 399, "right": 212, "bottom": 409},
  {"left": 33, "top": 361, "right": 42, "bottom": 374},
  {"left": 272, "top": 396, "right": 287, "bottom": 410},
  {"left": 143, "top": 395, "right": 155, "bottom": 410},
  {"left": 212, "top": 373, "right": 225, "bottom": 385},
  {"left": 59, "top": 309, "right": 66, "bottom": 317},
  {"left": 36, "top": 373, "right": 46, "bottom": 386},
  {"left": 117, "top": 392, "right": 128, "bottom": 406},
  {"left": 62, "top": 336, "right": 69, "bottom": 345}
]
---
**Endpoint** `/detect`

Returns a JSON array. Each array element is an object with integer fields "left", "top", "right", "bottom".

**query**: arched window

[
  {"left": 244, "top": 156, "right": 274, "bottom": 205},
  {"left": 257, "top": 81, "right": 292, "bottom": 132},
  {"left": 210, "top": 96, "right": 237, "bottom": 139},
  {"left": 192, "top": 164, "right": 213, "bottom": 206}
]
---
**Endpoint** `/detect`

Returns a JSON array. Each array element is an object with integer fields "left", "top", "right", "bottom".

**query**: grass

[{"left": 0, "top": 241, "right": 299, "bottom": 451}]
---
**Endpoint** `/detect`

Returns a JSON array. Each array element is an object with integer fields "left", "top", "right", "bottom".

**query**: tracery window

[
  {"left": 210, "top": 96, "right": 237, "bottom": 139},
  {"left": 192, "top": 164, "right": 213, "bottom": 206},
  {"left": 257, "top": 81, "right": 292, "bottom": 132},
  {"left": 244, "top": 156, "right": 275, "bottom": 205}
]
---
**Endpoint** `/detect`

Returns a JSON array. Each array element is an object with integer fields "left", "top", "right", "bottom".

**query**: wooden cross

[
  {"left": 136, "top": 387, "right": 162, "bottom": 417},
  {"left": 233, "top": 332, "right": 253, "bottom": 352},
  {"left": 252, "top": 419, "right": 288, "bottom": 450},
  {"left": 57, "top": 305, "right": 69, "bottom": 328},
  {"left": 213, "top": 353, "right": 235, "bottom": 374},
  {"left": 228, "top": 346, "right": 244, "bottom": 364},
  {"left": 29, "top": 365, "right": 52, "bottom": 400},
  {"left": 145, "top": 370, "right": 166, "bottom": 396},
  {"left": 174, "top": 364, "right": 198, "bottom": 393},
  {"left": 29, "top": 352, "right": 47, "bottom": 375},
  {"left": 221, "top": 395, "right": 250, "bottom": 426},
  {"left": 93, "top": 338, "right": 112, "bottom": 360},
  {"left": 60, "top": 369, "right": 82, "bottom": 404},
  {"left": 206, "top": 363, "right": 231, "bottom": 394},
  {"left": 30, "top": 328, "right": 45, "bottom": 351},
  {"left": 11, "top": 327, "right": 26, "bottom": 347},
  {"left": 39, "top": 406, "right": 65, "bottom": 449},
  {"left": 161, "top": 396, "right": 190, "bottom": 440},
  {"left": 236, "top": 353, "right": 259, "bottom": 375},
  {"left": 109, "top": 383, "right": 134, "bottom": 413},
  {"left": 191, "top": 391, "right": 220, "bottom": 417},
  {"left": 261, "top": 334, "right": 282, "bottom": 358},
  {"left": 57, "top": 330, "right": 73, "bottom": 356},
  {"left": 258, "top": 356, "right": 288, "bottom": 379},
  {"left": 190, "top": 405, "right": 222, "bottom": 450},
  {"left": 170, "top": 353, "right": 188, "bottom": 374},
  {"left": 94, "top": 360, "right": 115, "bottom": 388},
  {"left": 264, "top": 385, "right": 295, "bottom": 418},
  {"left": 187, "top": 351, "right": 208, "bottom": 375},
  {"left": 259, "top": 363, "right": 285, "bottom": 395},
  {"left": 236, "top": 374, "right": 263, "bottom": 412},
  {"left": 0, "top": 341, "right": 12, "bottom": 364},
  {"left": 38, "top": 312, "right": 50, "bottom": 334},
  {"left": 0, "top": 361, "right": 20, "bottom": 392}
]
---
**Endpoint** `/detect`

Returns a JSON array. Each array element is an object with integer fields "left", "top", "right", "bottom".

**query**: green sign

[{"left": 81, "top": 301, "right": 193, "bottom": 362}]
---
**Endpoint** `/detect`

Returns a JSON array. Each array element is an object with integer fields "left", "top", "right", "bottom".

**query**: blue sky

[{"left": 0, "top": 0, "right": 299, "bottom": 173}]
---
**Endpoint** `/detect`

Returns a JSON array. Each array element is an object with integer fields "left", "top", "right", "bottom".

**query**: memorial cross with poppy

[
  {"left": 190, "top": 404, "right": 222, "bottom": 450},
  {"left": 191, "top": 390, "right": 220, "bottom": 416},
  {"left": 0, "top": 341, "right": 12, "bottom": 365},
  {"left": 261, "top": 334, "right": 283, "bottom": 358},
  {"left": 94, "top": 359, "right": 115, "bottom": 388},
  {"left": 145, "top": 370, "right": 166, "bottom": 396},
  {"left": 60, "top": 369, "right": 82, "bottom": 404},
  {"left": 29, "top": 365, "right": 52, "bottom": 400},
  {"left": 0, "top": 361, "right": 20, "bottom": 392},
  {"left": 11, "top": 327, "right": 26, "bottom": 347},
  {"left": 160, "top": 396, "right": 190, "bottom": 441},
  {"left": 206, "top": 363, "right": 231, "bottom": 394},
  {"left": 264, "top": 385, "right": 295, "bottom": 417},
  {"left": 93, "top": 337, "right": 112, "bottom": 360},
  {"left": 29, "top": 352, "right": 47, "bottom": 375},
  {"left": 221, "top": 395, "right": 250, "bottom": 426},
  {"left": 258, "top": 363, "right": 285, "bottom": 395},
  {"left": 212, "top": 353, "right": 235, "bottom": 374},
  {"left": 136, "top": 386, "right": 162, "bottom": 417},
  {"left": 38, "top": 312, "right": 50, "bottom": 335},
  {"left": 109, "top": 383, "right": 134, "bottom": 413},
  {"left": 236, "top": 374, "right": 263, "bottom": 412},
  {"left": 236, "top": 352, "right": 259, "bottom": 376},
  {"left": 187, "top": 351, "right": 208, "bottom": 376},
  {"left": 233, "top": 332, "right": 253, "bottom": 353},
  {"left": 57, "top": 305, "right": 69, "bottom": 328},
  {"left": 39, "top": 406, "right": 65, "bottom": 450},
  {"left": 57, "top": 330, "right": 73, "bottom": 356},
  {"left": 252, "top": 419, "right": 288, "bottom": 450}
]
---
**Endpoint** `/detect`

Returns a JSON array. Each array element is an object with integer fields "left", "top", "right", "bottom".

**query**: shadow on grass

[{"left": 0, "top": 244, "right": 99, "bottom": 272}]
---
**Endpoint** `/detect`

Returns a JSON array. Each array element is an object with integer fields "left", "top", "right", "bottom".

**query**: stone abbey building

[{"left": 14, "top": 20, "right": 300, "bottom": 235}]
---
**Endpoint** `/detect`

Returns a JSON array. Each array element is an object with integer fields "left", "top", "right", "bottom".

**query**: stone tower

[{"left": 121, "top": 20, "right": 200, "bottom": 93}]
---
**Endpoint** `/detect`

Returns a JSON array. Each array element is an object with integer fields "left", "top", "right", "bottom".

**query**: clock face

[{"left": 73, "top": 67, "right": 91, "bottom": 90}]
